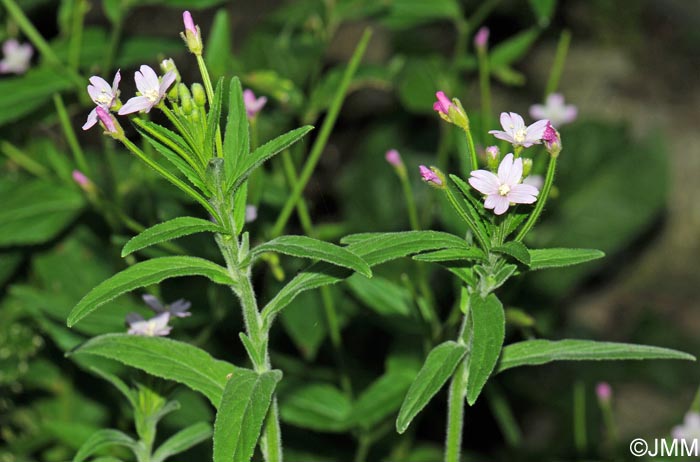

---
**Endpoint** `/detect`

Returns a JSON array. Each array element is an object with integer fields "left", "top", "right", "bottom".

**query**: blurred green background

[{"left": 1, "top": 0, "right": 699, "bottom": 460}]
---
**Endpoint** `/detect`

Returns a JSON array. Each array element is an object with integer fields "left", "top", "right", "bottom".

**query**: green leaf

[
  {"left": 213, "top": 369, "right": 282, "bottom": 462},
  {"left": 496, "top": 339, "right": 695, "bottom": 374},
  {"left": 466, "top": 294, "right": 505, "bottom": 405},
  {"left": 71, "top": 334, "right": 236, "bottom": 405},
  {"left": 205, "top": 10, "right": 233, "bottom": 79},
  {"left": 528, "top": 0, "right": 556, "bottom": 26},
  {"left": 206, "top": 78, "right": 226, "bottom": 160},
  {"left": 396, "top": 56, "right": 448, "bottom": 113},
  {"left": 67, "top": 256, "right": 233, "bottom": 327},
  {"left": 492, "top": 241, "right": 530, "bottom": 266},
  {"left": 223, "top": 77, "right": 250, "bottom": 189},
  {"left": 229, "top": 125, "right": 313, "bottom": 192},
  {"left": 0, "top": 69, "right": 73, "bottom": 126},
  {"left": 346, "top": 275, "right": 412, "bottom": 317},
  {"left": 279, "top": 383, "right": 351, "bottom": 433},
  {"left": 152, "top": 422, "right": 212, "bottom": 462},
  {"left": 490, "top": 28, "right": 540, "bottom": 69},
  {"left": 0, "top": 178, "right": 84, "bottom": 246},
  {"left": 262, "top": 231, "right": 465, "bottom": 322},
  {"left": 528, "top": 248, "right": 605, "bottom": 270},
  {"left": 122, "top": 217, "right": 224, "bottom": 257},
  {"left": 412, "top": 247, "right": 486, "bottom": 263},
  {"left": 253, "top": 235, "right": 372, "bottom": 277},
  {"left": 383, "top": 0, "right": 461, "bottom": 29},
  {"left": 396, "top": 341, "right": 468, "bottom": 433},
  {"left": 73, "top": 429, "right": 137, "bottom": 462}
]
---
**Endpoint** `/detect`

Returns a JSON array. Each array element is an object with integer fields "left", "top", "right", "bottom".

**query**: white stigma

[
  {"left": 498, "top": 184, "right": 511, "bottom": 196},
  {"left": 144, "top": 88, "right": 160, "bottom": 102}
]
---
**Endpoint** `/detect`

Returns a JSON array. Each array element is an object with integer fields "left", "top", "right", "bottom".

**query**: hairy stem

[
  {"left": 445, "top": 312, "right": 470, "bottom": 462},
  {"left": 515, "top": 155, "right": 557, "bottom": 242}
]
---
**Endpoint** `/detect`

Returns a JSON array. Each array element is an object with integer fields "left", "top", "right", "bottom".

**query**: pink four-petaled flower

[
  {"left": 0, "top": 39, "right": 33, "bottom": 74},
  {"left": 83, "top": 70, "right": 121, "bottom": 130},
  {"left": 489, "top": 112, "right": 549, "bottom": 148},
  {"left": 530, "top": 93, "right": 577, "bottom": 127},
  {"left": 243, "top": 89, "right": 267, "bottom": 119},
  {"left": 673, "top": 412, "right": 700, "bottom": 442},
  {"left": 469, "top": 153, "right": 539, "bottom": 215},
  {"left": 118, "top": 65, "right": 176, "bottom": 115}
]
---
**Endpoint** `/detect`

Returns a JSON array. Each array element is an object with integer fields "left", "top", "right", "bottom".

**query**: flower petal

[
  {"left": 492, "top": 195, "right": 510, "bottom": 215},
  {"left": 112, "top": 69, "right": 121, "bottom": 93},
  {"left": 497, "top": 153, "right": 515, "bottom": 184},
  {"left": 469, "top": 170, "right": 500, "bottom": 195},
  {"left": 88, "top": 76, "right": 111, "bottom": 94},
  {"left": 82, "top": 108, "right": 98, "bottom": 130},
  {"left": 159, "top": 70, "right": 177, "bottom": 95},
  {"left": 529, "top": 104, "right": 546, "bottom": 120},
  {"left": 526, "top": 119, "right": 549, "bottom": 141},
  {"left": 118, "top": 96, "right": 152, "bottom": 114},
  {"left": 489, "top": 130, "right": 514, "bottom": 143},
  {"left": 139, "top": 65, "right": 160, "bottom": 90},
  {"left": 508, "top": 112, "right": 525, "bottom": 131},
  {"left": 507, "top": 184, "right": 539, "bottom": 204}
]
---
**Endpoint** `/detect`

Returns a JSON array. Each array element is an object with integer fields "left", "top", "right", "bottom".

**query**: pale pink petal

[
  {"left": 547, "top": 93, "right": 565, "bottom": 107},
  {"left": 507, "top": 184, "right": 539, "bottom": 204},
  {"left": 526, "top": 119, "right": 549, "bottom": 141},
  {"left": 483, "top": 194, "right": 500, "bottom": 210},
  {"left": 497, "top": 153, "right": 515, "bottom": 183},
  {"left": 686, "top": 413, "right": 700, "bottom": 428},
  {"left": 2, "top": 39, "right": 18, "bottom": 55},
  {"left": 672, "top": 426, "right": 686, "bottom": 440},
  {"left": 492, "top": 195, "right": 510, "bottom": 215},
  {"left": 562, "top": 105, "right": 578, "bottom": 124},
  {"left": 139, "top": 65, "right": 159, "bottom": 90},
  {"left": 529, "top": 104, "right": 546, "bottom": 120},
  {"left": 508, "top": 112, "right": 525, "bottom": 131},
  {"left": 82, "top": 108, "right": 98, "bottom": 130},
  {"left": 469, "top": 170, "right": 500, "bottom": 195},
  {"left": 118, "top": 95, "right": 152, "bottom": 114},
  {"left": 159, "top": 70, "right": 177, "bottom": 95},
  {"left": 112, "top": 69, "right": 121, "bottom": 93},
  {"left": 88, "top": 76, "right": 111, "bottom": 94},
  {"left": 504, "top": 156, "right": 523, "bottom": 185},
  {"left": 499, "top": 112, "right": 512, "bottom": 131},
  {"left": 489, "top": 130, "right": 515, "bottom": 143},
  {"left": 523, "top": 175, "right": 543, "bottom": 190}
]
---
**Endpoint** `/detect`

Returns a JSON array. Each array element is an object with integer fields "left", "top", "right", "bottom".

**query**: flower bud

[
  {"left": 485, "top": 145, "right": 500, "bottom": 171},
  {"left": 160, "top": 59, "right": 181, "bottom": 99},
  {"left": 474, "top": 27, "right": 489, "bottom": 50},
  {"left": 178, "top": 83, "right": 193, "bottom": 114},
  {"left": 190, "top": 106, "right": 201, "bottom": 123},
  {"left": 245, "top": 205, "right": 258, "bottom": 223},
  {"left": 542, "top": 122, "right": 562, "bottom": 157},
  {"left": 72, "top": 170, "right": 95, "bottom": 193},
  {"left": 433, "top": 91, "right": 469, "bottom": 131},
  {"left": 419, "top": 165, "right": 446, "bottom": 189},
  {"left": 181, "top": 11, "right": 203, "bottom": 55},
  {"left": 522, "top": 158, "right": 533, "bottom": 177},
  {"left": 596, "top": 382, "right": 612, "bottom": 403},
  {"left": 191, "top": 83, "right": 207, "bottom": 107}
]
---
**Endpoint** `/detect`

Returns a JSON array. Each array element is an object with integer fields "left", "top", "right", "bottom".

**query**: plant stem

[
  {"left": 445, "top": 312, "right": 470, "bottom": 462},
  {"left": 0, "top": 141, "right": 50, "bottom": 177},
  {"left": 399, "top": 171, "right": 420, "bottom": 231},
  {"left": 477, "top": 46, "right": 492, "bottom": 141},
  {"left": 544, "top": 29, "right": 571, "bottom": 98},
  {"left": 53, "top": 93, "right": 89, "bottom": 174},
  {"left": 103, "top": 12, "right": 125, "bottom": 72},
  {"left": 270, "top": 28, "right": 372, "bottom": 238},
  {"left": 514, "top": 155, "right": 557, "bottom": 242},
  {"left": 354, "top": 434, "right": 371, "bottom": 462},
  {"left": 573, "top": 381, "right": 587, "bottom": 454},
  {"left": 68, "top": 0, "right": 86, "bottom": 71},
  {"left": 279, "top": 151, "right": 314, "bottom": 236},
  {"left": 464, "top": 127, "right": 479, "bottom": 172},
  {"left": 196, "top": 54, "right": 223, "bottom": 159},
  {"left": 486, "top": 384, "right": 522, "bottom": 447}
]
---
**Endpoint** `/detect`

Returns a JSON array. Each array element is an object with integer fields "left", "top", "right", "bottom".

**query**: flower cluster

[{"left": 0, "top": 39, "right": 33, "bottom": 74}]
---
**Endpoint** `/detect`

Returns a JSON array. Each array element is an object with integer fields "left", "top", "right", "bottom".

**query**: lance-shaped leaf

[
  {"left": 73, "top": 429, "right": 137, "bottom": 462},
  {"left": 491, "top": 241, "right": 530, "bottom": 266},
  {"left": 213, "top": 369, "right": 282, "bottom": 462},
  {"left": 152, "top": 422, "right": 213, "bottom": 462},
  {"left": 466, "top": 293, "right": 505, "bottom": 405},
  {"left": 67, "top": 257, "right": 233, "bottom": 327},
  {"left": 228, "top": 125, "right": 314, "bottom": 193},
  {"left": 122, "top": 217, "right": 225, "bottom": 257},
  {"left": 262, "top": 231, "right": 465, "bottom": 322},
  {"left": 349, "top": 366, "right": 417, "bottom": 430},
  {"left": 252, "top": 235, "right": 371, "bottom": 277},
  {"left": 412, "top": 247, "right": 486, "bottom": 263},
  {"left": 70, "top": 334, "right": 236, "bottom": 406},
  {"left": 496, "top": 339, "right": 695, "bottom": 374},
  {"left": 528, "top": 248, "right": 605, "bottom": 270},
  {"left": 279, "top": 383, "right": 352, "bottom": 433},
  {"left": 396, "top": 341, "right": 468, "bottom": 433},
  {"left": 223, "top": 76, "right": 249, "bottom": 188}
]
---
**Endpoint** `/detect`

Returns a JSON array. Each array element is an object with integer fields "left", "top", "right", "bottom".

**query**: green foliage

[
  {"left": 528, "top": 248, "right": 605, "bottom": 270},
  {"left": 122, "top": 217, "right": 224, "bottom": 257},
  {"left": 151, "top": 422, "right": 213, "bottom": 462},
  {"left": 72, "top": 429, "right": 137, "bottom": 462},
  {"left": 280, "top": 383, "right": 352, "bottom": 432},
  {"left": 466, "top": 294, "right": 505, "bottom": 405}
]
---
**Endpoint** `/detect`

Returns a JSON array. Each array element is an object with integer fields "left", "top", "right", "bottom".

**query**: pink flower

[
  {"left": 468, "top": 153, "right": 539, "bottom": 215},
  {"left": 142, "top": 294, "right": 191, "bottom": 318},
  {"left": 385, "top": 149, "right": 403, "bottom": 167},
  {"left": 0, "top": 39, "right": 33, "bottom": 74},
  {"left": 596, "top": 382, "right": 612, "bottom": 402},
  {"left": 183, "top": 11, "right": 197, "bottom": 36},
  {"left": 118, "top": 65, "right": 176, "bottom": 115},
  {"left": 245, "top": 205, "right": 258, "bottom": 223},
  {"left": 82, "top": 70, "right": 121, "bottom": 130},
  {"left": 419, "top": 165, "right": 443, "bottom": 187},
  {"left": 542, "top": 121, "right": 561, "bottom": 156},
  {"left": 485, "top": 145, "right": 499, "bottom": 160},
  {"left": 530, "top": 93, "right": 577, "bottom": 127},
  {"left": 522, "top": 174, "right": 544, "bottom": 190},
  {"left": 673, "top": 412, "right": 700, "bottom": 442},
  {"left": 433, "top": 91, "right": 454, "bottom": 115},
  {"left": 126, "top": 312, "right": 172, "bottom": 336},
  {"left": 489, "top": 112, "right": 549, "bottom": 148},
  {"left": 243, "top": 89, "right": 267, "bottom": 119},
  {"left": 474, "top": 27, "right": 489, "bottom": 49}
]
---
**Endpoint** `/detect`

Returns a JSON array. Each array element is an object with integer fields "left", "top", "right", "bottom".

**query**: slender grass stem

[
  {"left": 68, "top": 0, "right": 86, "bottom": 71},
  {"left": 0, "top": 141, "right": 50, "bottom": 177},
  {"left": 573, "top": 381, "right": 587, "bottom": 454},
  {"left": 477, "top": 46, "right": 492, "bottom": 141},
  {"left": 270, "top": 28, "right": 372, "bottom": 238},
  {"left": 53, "top": 93, "right": 89, "bottom": 174},
  {"left": 544, "top": 30, "right": 571, "bottom": 97}
]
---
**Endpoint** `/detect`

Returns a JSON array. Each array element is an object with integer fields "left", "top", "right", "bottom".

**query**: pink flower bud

[
  {"left": 596, "top": 382, "right": 612, "bottom": 402},
  {"left": 433, "top": 91, "right": 453, "bottom": 115},
  {"left": 474, "top": 27, "right": 490, "bottom": 49},
  {"left": 183, "top": 11, "right": 197, "bottom": 36},
  {"left": 542, "top": 121, "right": 562, "bottom": 156},
  {"left": 72, "top": 170, "right": 89, "bottom": 187},
  {"left": 419, "top": 165, "right": 443, "bottom": 187},
  {"left": 385, "top": 149, "right": 403, "bottom": 167},
  {"left": 96, "top": 106, "right": 117, "bottom": 134},
  {"left": 485, "top": 145, "right": 499, "bottom": 160}
]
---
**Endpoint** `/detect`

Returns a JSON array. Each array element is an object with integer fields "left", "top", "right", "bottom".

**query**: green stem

[
  {"left": 477, "top": 46, "right": 491, "bottom": 141},
  {"left": 464, "top": 127, "right": 478, "bottom": 172},
  {"left": 514, "top": 155, "right": 556, "bottom": 242},
  {"left": 445, "top": 312, "right": 470, "bottom": 462},
  {"left": 270, "top": 28, "right": 372, "bottom": 238},
  {"left": 444, "top": 187, "right": 489, "bottom": 251},
  {"left": 279, "top": 151, "right": 314, "bottom": 236},
  {"left": 354, "top": 434, "right": 371, "bottom": 462},
  {"left": 486, "top": 384, "right": 522, "bottom": 447},
  {"left": 261, "top": 399, "right": 283, "bottom": 462},
  {"left": 321, "top": 286, "right": 353, "bottom": 396},
  {"left": 68, "top": 0, "right": 86, "bottom": 71},
  {"left": 53, "top": 93, "right": 89, "bottom": 174},
  {"left": 544, "top": 29, "right": 571, "bottom": 98},
  {"left": 399, "top": 171, "right": 420, "bottom": 231},
  {"left": 0, "top": 141, "right": 50, "bottom": 177},
  {"left": 196, "top": 54, "right": 223, "bottom": 159},
  {"left": 103, "top": 12, "right": 124, "bottom": 72}
]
